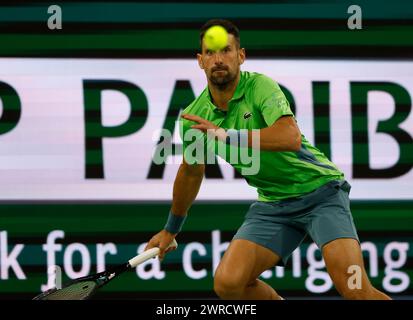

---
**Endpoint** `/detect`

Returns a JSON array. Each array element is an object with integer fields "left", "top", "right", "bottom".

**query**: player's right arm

[{"left": 145, "top": 157, "right": 205, "bottom": 260}]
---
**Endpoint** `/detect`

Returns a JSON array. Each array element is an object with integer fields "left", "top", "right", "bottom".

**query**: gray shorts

[{"left": 233, "top": 180, "right": 359, "bottom": 266}]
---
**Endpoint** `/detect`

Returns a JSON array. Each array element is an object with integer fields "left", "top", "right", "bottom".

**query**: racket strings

[{"left": 37, "top": 281, "right": 97, "bottom": 300}]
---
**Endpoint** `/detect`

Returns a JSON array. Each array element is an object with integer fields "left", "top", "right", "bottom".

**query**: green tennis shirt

[{"left": 180, "top": 71, "right": 344, "bottom": 201}]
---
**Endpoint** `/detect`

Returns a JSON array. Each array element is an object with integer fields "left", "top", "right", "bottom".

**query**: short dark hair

[{"left": 199, "top": 19, "right": 240, "bottom": 50}]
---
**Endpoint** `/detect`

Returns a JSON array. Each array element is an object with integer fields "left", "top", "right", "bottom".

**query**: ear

[
  {"left": 197, "top": 53, "right": 204, "bottom": 69},
  {"left": 238, "top": 48, "right": 246, "bottom": 65}
]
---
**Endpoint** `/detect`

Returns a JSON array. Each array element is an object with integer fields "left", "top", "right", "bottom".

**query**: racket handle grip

[
  {"left": 128, "top": 248, "right": 159, "bottom": 268},
  {"left": 128, "top": 239, "right": 178, "bottom": 268}
]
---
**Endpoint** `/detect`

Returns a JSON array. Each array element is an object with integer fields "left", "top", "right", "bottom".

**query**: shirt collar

[{"left": 205, "top": 71, "right": 246, "bottom": 112}]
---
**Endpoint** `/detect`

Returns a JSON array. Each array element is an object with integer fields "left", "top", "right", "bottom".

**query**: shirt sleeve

[{"left": 254, "top": 75, "right": 294, "bottom": 126}]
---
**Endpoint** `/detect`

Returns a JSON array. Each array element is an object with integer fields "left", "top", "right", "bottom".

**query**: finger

[
  {"left": 165, "top": 246, "right": 177, "bottom": 254},
  {"left": 182, "top": 114, "right": 207, "bottom": 124},
  {"left": 158, "top": 248, "right": 167, "bottom": 261},
  {"left": 158, "top": 237, "right": 174, "bottom": 260},
  {"left": 191, "top": 124, "right": 208, "bottom": 131},
  {"left": 144, "top": 239, "right": 158, "bottom": 251},
  {"left": 182, "top": 114, "right": 203, "bottom": 122},
  {"left": 181, "top": 114, "right": 197, "bottom": 120},
  {"left": 169, "top": 242, "right": 178, "bottom": 250},
  {"left": 158, "top": 245, "right": 167, "bottom": 261},
  {"left": 158, "top": 240, "right": 168, "bottom": 251}
]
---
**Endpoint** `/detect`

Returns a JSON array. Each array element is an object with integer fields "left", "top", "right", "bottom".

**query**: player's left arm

[
  {"left": 251, "top": 75, "right": 301, "bottom": 152},
  {"left": 250, "top": 115, "right": 301, "bottom": 152},
  {"left": 181, "top": 113, "right": 301, "bottom": 152}
]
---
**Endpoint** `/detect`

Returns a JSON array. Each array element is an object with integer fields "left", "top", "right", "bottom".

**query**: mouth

[{"left": 212, "top": 69, "right": 227, "bottom": 73}]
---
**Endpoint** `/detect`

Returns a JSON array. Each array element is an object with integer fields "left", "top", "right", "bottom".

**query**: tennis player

[{"left": 145, "top": 19, "right": 391, "bottom": 300}]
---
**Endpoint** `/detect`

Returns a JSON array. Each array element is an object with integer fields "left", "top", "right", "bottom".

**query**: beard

[{"left": 208, "top": 67, "right": 237, "bottom": 89}]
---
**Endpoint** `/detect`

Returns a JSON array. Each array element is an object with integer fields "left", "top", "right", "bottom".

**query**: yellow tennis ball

[{"left": 204, "top": 25, "right": 228, "bottom": 52}]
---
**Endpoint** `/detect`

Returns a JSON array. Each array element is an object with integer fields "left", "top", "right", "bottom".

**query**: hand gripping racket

[{"left": 33, "top": 239, "right": 178, "bottom": 300}]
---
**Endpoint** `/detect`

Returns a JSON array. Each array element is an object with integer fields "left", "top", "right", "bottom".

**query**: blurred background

[{"left": 0, "top": 0, "right": 412, "bottom": 299}]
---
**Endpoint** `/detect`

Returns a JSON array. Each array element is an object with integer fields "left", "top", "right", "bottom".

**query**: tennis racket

[{"left": 33, "top": 239, "right": 178, "bottom": 300}]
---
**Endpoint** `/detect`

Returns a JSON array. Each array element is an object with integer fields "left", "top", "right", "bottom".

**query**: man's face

[{"left": 197, "top": 34, "right": 245, "bottom": 87}]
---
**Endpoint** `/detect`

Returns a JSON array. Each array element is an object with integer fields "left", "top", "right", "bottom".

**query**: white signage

[{"left": 0, "top": 58, "right": 412, "bottom": 200}]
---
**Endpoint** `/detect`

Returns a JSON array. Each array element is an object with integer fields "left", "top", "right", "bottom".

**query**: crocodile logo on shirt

[{"left": 243, "top": 112, "right": 252, "bottom": 120}]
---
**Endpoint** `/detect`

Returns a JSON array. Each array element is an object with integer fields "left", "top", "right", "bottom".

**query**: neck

[{"left": 208, "top": 72, "right": 240, "bottom": 111}]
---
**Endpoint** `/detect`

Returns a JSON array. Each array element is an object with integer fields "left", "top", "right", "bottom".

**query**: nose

[{"left": 213, "top": 51, "right": 224, "bottom": 65}]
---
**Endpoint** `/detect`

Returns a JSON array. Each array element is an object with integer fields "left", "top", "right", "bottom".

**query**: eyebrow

[{"left": 203, "top": 44, "right": 232, "bottom": 52}]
